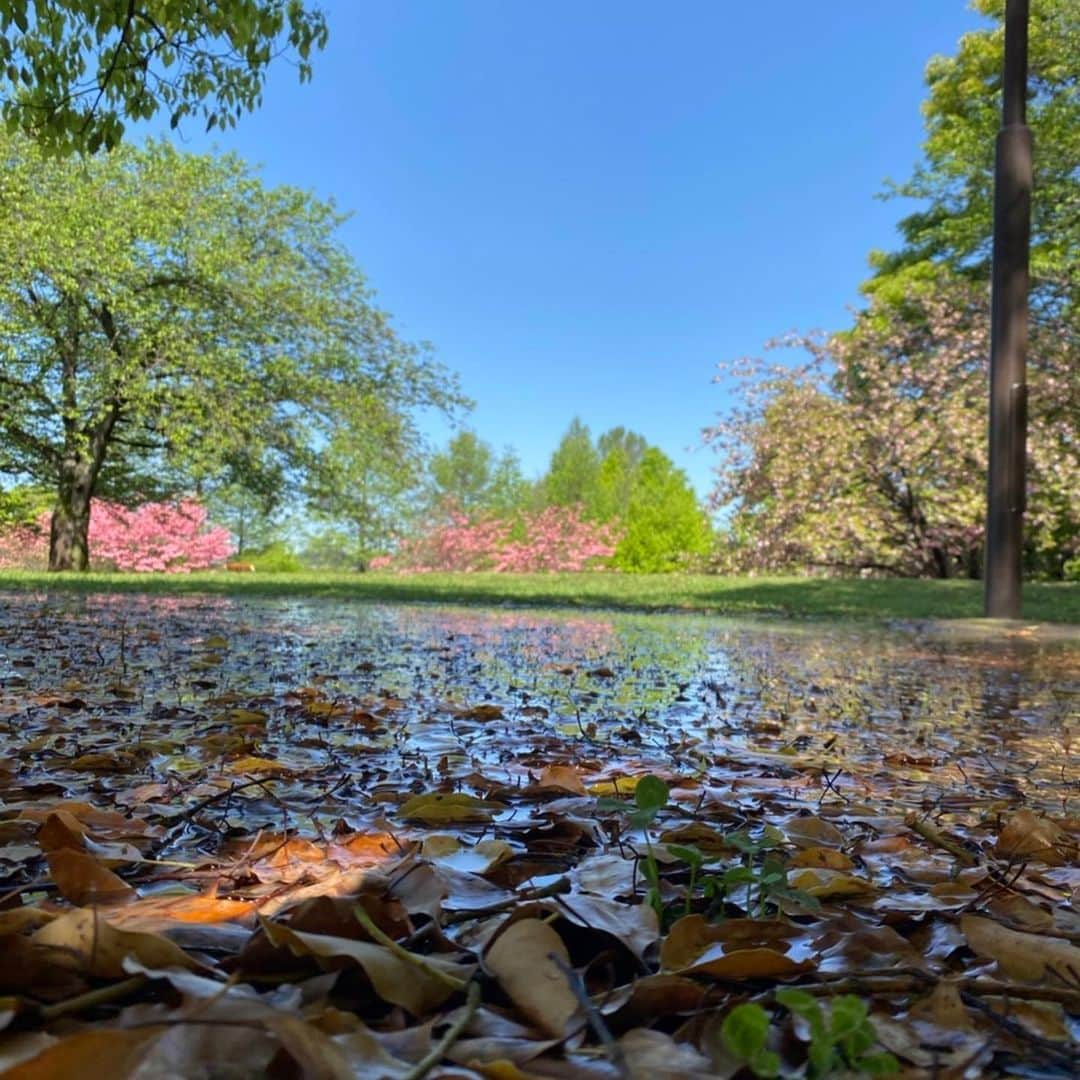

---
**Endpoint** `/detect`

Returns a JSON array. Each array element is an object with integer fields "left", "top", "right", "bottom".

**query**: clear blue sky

[{"left": 153, "top": 1, "right": 988, "bottom": 498}]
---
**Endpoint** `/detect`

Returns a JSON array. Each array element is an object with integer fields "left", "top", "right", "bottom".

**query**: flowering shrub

[
  {"left": 384, "top": 506, "right": 619, "bottom": 573},
  {"left": 85, "top": 499, "right": 235, "bottom": 572},
  {"left": 0, "top": 522, "right": 48, "bottom": 570},
  {"left": 0, "top": 498, "right": 234, "bottom": 572}
]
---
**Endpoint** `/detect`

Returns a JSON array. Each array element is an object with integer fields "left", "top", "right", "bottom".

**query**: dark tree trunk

[
  {"left": 49, "top": 460, "right": 95, "bottom": 571},
  {"left": 48, "top": 407, "right": 119, "bottom": 572}
]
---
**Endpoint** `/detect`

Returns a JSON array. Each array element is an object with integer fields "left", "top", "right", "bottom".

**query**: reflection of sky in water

[{"left": 1, "top": 593, "right": 1075, "bottom": 811}]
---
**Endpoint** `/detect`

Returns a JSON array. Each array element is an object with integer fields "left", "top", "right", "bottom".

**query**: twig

[
  {"left": 353, "top": 905, "right": 467, "bottom": 992},
  {"left": 443, "top": 875, "right": 572, "bottom": 924},
  {"left": 548, "top": 952, "right": 627, "bottom": 1078},
  {"left": 184, "top": 777, "right": 274, "bottom": 819},
  {"left": 38, "top": 975, "right": 148, "bottom": 1021},
  {"left": 961, "top": 991, "right": 1077, "bottom": 1068},
  {"left": 758, "top": 971, "right": 1080, "bottom": 1010},
  {"left": 404, "top": 980, "right": 481, "bottom": 1080},
  {"left": 904, "top": 811, "right": 979, "bottom": 866}
]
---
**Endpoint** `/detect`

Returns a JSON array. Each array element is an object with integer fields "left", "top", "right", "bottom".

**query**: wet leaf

[{"left": 400, "top": 792, "right": 507, "bottom": 823}]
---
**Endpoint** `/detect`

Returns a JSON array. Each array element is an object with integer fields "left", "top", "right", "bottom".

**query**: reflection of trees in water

[
  {"left": 707, "top": 627, "right": 1077, "bottom": 806},
  {"left": 2, "top": 595, "right": 1073, "bottom": 801}
]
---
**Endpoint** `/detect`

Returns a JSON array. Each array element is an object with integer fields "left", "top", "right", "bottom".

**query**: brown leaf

[
  {"left": 660, "top": 915, "right": 813, "bottom": 978},
  {"left": 30, "top": 908, "right": 204, "bottom": 978},
  {"left": 961, "top": 914, "right": 1080, "bottom": 984},
  {"left": 44, "top": 848, "right": 135, "bottom": 907},
  {"left": 258, "top": 916, "right": 475, "bottom": 1015},
  {"left": 788, "top": 846, "right": 855, "bottom": 871},
  {"left": 995, "top": 809, "right": 1076, "bottom": 866},
  {"left": 538, "top": 765, "right": 586, "bottom": 795},
  {"left": 484, "top": 917, "right": 580, "bottom": 1038},
  {"left": 1, "top": 1028, "right": 163, "bottom": 1079}
]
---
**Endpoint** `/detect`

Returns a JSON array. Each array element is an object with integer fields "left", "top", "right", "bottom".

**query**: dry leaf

[
  {"left": 961, "top": 914, "right": 1080, "bottom": 984},
  {"left": 258, "top": 916, "right": 475, "bottom": 1015},
  {"left": 30, "top": 909, "right": 203, "bottom": 978},
  {"left": 484, "top": 918, "right": 580, "bottom": 1038}
]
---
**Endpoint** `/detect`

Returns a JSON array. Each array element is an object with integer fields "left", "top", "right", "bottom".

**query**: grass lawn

[{"left": 1, "top": 569, "right": 1077, "bottom": 623}]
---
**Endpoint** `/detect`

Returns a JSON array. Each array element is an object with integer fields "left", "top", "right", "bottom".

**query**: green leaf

[
  {"left": 634, "top": 774, "right": 669, "bottom": 813},
  {"left": 665, "top": 843, "right": 704, "bottom": 868},
  {"left": 721, "top": 1003, "right": 770, "bottom": 1060},
  {"left": 749, "top": 1047, "right": 781, "bottom": 1079},
  {"left": 859, "top": 1052, "right": 900, "bottom": 1076}
]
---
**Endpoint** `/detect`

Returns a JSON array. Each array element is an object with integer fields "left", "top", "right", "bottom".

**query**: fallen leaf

[
  {"left": 258, "top": 916, "right": 475, "bottom": 1015},
  {"left": 44, "top": 848, "right": 135, "bottom": 907},
  {"left": 995, "top": 809, "right": 1076, "bottom": 866},
  {"left": 399, "top": 792, "right": 506, "bottom": 823},
  {"left": 961, "top": 914, "right": 1080, "bottom": 984},
  {"left": 484, "top": 917, "right": 580, "bottom": 1038},
  {"left": 30, "top": 909, "right": 204, "bottom": 978}
]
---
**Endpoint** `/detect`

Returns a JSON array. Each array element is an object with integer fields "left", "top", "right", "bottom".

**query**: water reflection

[{"left": 0, "top": 592, "right": 1075, "bottom": 816}]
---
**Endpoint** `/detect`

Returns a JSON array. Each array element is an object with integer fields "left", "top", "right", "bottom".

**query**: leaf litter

[{"left": 0, "top": 592, "right": 1076, "bottom": 1078}]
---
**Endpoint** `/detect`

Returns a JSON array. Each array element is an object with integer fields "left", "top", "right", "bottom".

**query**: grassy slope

[{"left": 0, "top": 570, "right": 1077, "bottom": 623}]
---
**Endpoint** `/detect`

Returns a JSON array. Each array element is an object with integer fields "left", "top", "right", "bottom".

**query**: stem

[
  {"left": 904, "top": 812, "right": 979, "bottom": 866},
  {"left": 39, "top": 975, "right": 148, "bottom": 1021},
  {"left": 353, "top": 905, "right": 467, "bottom": 992},
  {"left": 403, "top": 980, "right": 481, "bottom": 1080}
]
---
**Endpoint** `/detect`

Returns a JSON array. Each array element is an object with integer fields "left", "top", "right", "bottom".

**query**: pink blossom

[
  {"left": 383, "top": 505, "right": 619, "bottom": 574},
  {"left": 84, "top": 499, "right": 235, "bottom": 572}
]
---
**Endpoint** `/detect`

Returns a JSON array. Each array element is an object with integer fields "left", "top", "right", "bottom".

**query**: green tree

[
  {"left": 0, "top": 481, "right": 52, "bottom": 527},
  {"left": 868, "top": 0, "right": 1079, "bottom": 318},
  {"left": 305, "top": 410, "right": 427, "bottom": 560},
  {"left": 204, "top": 483, "right": 283, "bottom": 556},
  {"left": 594, "top": 426, "right": 649, "bottom": 522},
  {"left": 0, "top": 1, "right": 328, "bottom": 155},
  {"left": 611, "top": 448, "right": 712, "bottom": 572},
  {"left": 543, "top": 418, "right": 600, "bottom": 511},
  {"left": 428, "top": 430, "right": 494, "bottom": 514},
  {"left": 488, "top": 446, "right": 532, "bottom": 515},
  {"left": 0, "top": 133, "right": 464, "bottom": 570}
]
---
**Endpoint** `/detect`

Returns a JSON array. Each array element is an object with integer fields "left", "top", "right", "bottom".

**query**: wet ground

[{"left": 1, "top": 592, "right": 1075, "bottom": 857}]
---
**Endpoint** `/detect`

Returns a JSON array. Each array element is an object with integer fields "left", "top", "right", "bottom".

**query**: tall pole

[{"left": 985, "top": 0, "right": 1032, "bottom": 619}]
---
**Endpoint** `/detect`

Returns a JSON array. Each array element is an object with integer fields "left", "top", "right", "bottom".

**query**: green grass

[{"left": 1, "top": 570, "right": 1077, "bottom": 623}]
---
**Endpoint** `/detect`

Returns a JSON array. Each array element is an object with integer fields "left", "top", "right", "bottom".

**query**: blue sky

[{"left": 154, "top": 1, "right": 987, "bottom": 498}]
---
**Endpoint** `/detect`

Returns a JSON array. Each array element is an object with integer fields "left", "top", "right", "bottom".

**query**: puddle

[{"left": 1, "top": 591, "right": 1075, "bottom": 840}]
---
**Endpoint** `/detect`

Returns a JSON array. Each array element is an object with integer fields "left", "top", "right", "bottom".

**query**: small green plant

[
  {"left": 721, "top": 993, "right": 898, "bottom": 1078},
  {"left": 597, "top": 774, "right": 670, "bottom": 921},
  {"left": 721, "top": 829, "right": 820, "bottom": 917},
  {"left": 721, "top": 1003, "right": 781, "bottom": 1078},
  {"left": 669, "top": 829, "right": 819, "bottom": 920}
]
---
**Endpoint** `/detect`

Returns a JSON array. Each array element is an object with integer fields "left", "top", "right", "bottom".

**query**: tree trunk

[{"left": 49, "top": 459, "right": 95, "bottom": 571}]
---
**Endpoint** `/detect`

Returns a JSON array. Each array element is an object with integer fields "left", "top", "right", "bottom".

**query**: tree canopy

[
  {"left": 708, "top": 0, "right": 1080, "bottom": 580},
  {"left": 867, "top": 0, "right": 1079, "bottom": 319},
  {"left": 0, "top": 133, "right": 464, "bottom": 569},
  {"left": 0, "top": 0, "right": 328, "bottom": 154}
]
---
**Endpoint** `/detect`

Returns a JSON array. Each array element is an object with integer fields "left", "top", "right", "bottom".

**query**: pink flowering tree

[
  {"left": 83, "top": 499, "right": 235, "bottom": 572},
  {"left": 0, "top": 522, "right": 49, "bottom": 570},
  {"left": 379, "top": 505, "right": 619, "bottom": 573},
  {"left": 704, "top": 278, "right": 1079, "bottom": 578}
]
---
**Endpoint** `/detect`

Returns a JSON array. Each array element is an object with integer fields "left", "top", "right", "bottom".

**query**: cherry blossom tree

[
  {"left": 86, "top": 500, "right": 234, "bottom": 572},
  {"left": 705, "top": 278, "right": 1078, "bottom": 578},
  {"left": 377, "top": 505, "right": 618, "bottom": 574}
]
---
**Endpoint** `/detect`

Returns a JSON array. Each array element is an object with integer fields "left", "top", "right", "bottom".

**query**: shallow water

[{"left": 1, "top": 592, "right": 1076, "bottom": 831}]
